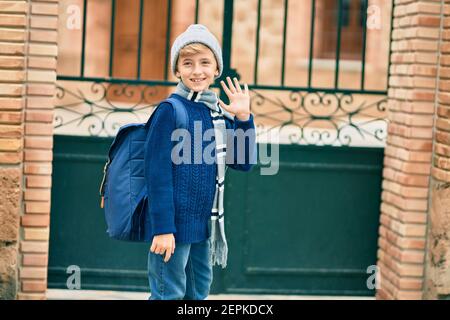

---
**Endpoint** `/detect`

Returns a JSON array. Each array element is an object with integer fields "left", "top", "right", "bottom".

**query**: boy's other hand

[{"left": 150, "top": 233, "right": 175, "bottom": 263}]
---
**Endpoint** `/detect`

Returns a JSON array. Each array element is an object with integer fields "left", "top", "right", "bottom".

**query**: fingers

[
  {"left": 150, "top": 244, "right": 175, "bottom": 263},
  {"left": 150, "top": 241, "right": 157, "bottom": 253},
  {"left": 233, "top": 77, "right": 242, "bottom": 93},
  {"left": 221, "top": 76, "right": 247, "bottom": 97},
  {"left": 164, "top": 249, "right": 172, "bottom": 263},
  {"left": 151, "top": 245, "right": 171, "bottom": 262},
  {"left": 162, "top": 239, "right": 175, "bottom": 262},
  {"left": 150, "top": 244, "right": 162, "bottom": 254},
  {"left": 226, "top": 76, "right": 236, "bottom": 94},
  {"left": 220, "top": 79, "right": 232, "bottom": 97},
  {"left": 150, "top": 239, "right": 165, "bottom": 254}
]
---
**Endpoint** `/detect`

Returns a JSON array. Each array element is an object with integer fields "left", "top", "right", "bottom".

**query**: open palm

[{"left": 219, "top": 77, "right": 251, "bottom": 121}]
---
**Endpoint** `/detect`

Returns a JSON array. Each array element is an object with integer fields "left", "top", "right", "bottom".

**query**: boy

[{"left": 145, "top": 24, "right": 256, "bottom": 300}]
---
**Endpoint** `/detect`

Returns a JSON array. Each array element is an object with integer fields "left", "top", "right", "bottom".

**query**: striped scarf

[{"left": 174, "top": 81, "right": 233, "bottom": 268}]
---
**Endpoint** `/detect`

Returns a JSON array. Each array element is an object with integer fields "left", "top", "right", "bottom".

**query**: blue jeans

[{"left": 147, "top": 238, "right": 213, "bottom": 300}]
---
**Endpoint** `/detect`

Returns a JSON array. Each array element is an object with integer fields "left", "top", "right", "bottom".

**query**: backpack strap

[
  {"left": 166, "top": 97, "right": 189, "bottom": 130},
  {"left": 144, "top": 97, "right": 189, "bottom": 131}
]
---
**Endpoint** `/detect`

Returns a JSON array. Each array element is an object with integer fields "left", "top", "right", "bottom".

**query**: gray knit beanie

[{"left": 170, "top": 24, "right": 223, "bottom": 80}]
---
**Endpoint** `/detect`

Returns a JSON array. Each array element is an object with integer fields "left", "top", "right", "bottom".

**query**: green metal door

[{"left": 220, "top": 144, "right": 383, "bottom": 295}]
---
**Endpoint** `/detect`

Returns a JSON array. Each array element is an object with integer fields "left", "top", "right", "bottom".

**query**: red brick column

[
  {"left": 376, "top": 0, "right": 442, "bottom": 299},
  {"left": 0, "top": 0, "right": 59, "bottom": 300},
  {"left": 0, "top": 0, "right": 28, "bottom": 300},
  {"left": 423, "top": 0, "right": 450, "bottom": 300}
]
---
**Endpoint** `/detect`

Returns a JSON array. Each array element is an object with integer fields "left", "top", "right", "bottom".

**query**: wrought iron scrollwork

[
  {"left": 54, "top": 81, "right": 159, "bottom": 137},
  {"left": 251, "top": 89, "right": 387, "bottom": 146},
  {"left": 54, "top": 81, "right": 387, "bottom": 146}
]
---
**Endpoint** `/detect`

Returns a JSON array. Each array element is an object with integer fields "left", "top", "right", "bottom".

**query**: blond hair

[{"left": 175, "top": 43, "right": 218, "bottom": 73}]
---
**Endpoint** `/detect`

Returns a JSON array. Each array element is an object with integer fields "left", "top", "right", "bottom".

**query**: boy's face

[{"left": 175, "top": 47, "right": 219, "bottom": 92}]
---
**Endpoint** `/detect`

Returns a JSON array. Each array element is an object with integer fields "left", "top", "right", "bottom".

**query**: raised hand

[{"left": 219, "top": 76, "right": 251, "bottom": 121}]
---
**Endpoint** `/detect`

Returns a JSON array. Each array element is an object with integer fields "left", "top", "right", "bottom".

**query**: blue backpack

[{"left": 99, "top": 97, "right": 189, "bottom": 242}]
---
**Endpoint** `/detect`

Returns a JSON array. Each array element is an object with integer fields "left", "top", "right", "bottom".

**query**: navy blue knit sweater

[{"left": 144, "top": 93, "right": 256, "bottom": 243}]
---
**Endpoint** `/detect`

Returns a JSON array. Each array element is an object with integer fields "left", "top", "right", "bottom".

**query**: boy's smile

[{"left": 175, "top": 48, "right": 219, "bottom": 92}]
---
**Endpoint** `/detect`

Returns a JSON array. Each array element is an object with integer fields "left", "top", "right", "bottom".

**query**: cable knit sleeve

[
  {"left": 224, "top": 113, "right": 257, "bottom": 172},
  {"left": 144, "top": 102, "right": 177, "bottom": 237}
]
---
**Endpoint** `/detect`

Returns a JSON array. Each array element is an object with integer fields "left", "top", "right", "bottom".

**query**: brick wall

[
  {"left": 423, "top": 0, "right": 450, "bottom": 299},
  {"left": 376, "top": 0, "right": 442, "bottom": 299},
  {"left": 0, "top": 0, "right": 59, "bottom": 300},
  {"left": 19, "top": 0, "right": 58, "bottom": 300},
  {"left": 0, "top": 0, "right": 28, "bottom": 300}
]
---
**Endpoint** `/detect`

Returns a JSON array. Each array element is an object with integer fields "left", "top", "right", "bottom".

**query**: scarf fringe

[{"left": 209, "top": 236, "right": 228, "bottom": 269}]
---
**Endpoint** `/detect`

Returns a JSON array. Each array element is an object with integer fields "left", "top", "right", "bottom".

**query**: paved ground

[{"left": 46, "top": 289, "right": 374, "bottom": 300}]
